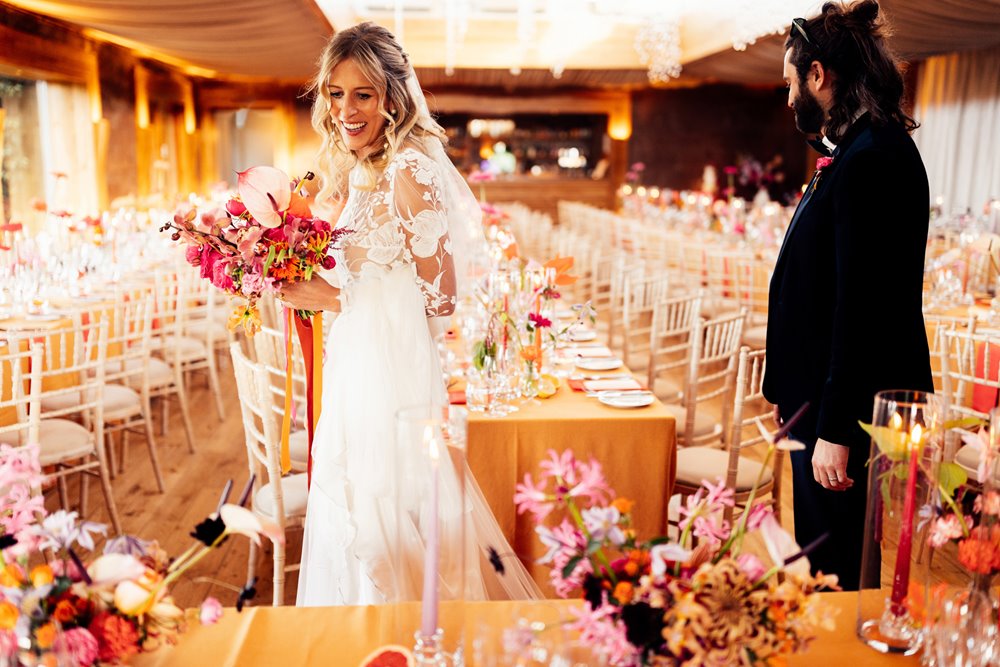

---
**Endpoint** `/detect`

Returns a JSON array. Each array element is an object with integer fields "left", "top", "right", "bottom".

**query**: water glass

[{"left": 923, "top": 588, "right": 998, "bottom": 667}]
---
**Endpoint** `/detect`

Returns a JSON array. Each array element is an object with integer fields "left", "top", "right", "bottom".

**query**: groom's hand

[{"left": 812, "top": 438, "right": 853, "bottom": 491}]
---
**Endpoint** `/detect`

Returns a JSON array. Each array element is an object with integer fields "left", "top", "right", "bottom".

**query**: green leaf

[
  {"left": 892, "top": 464, "right": 909, "bottom": 480},
  {"left": 646, "top": 536, "right": 673, "bottom": 547},
  {"left": 586, "top": 540, "right": 603, "bottom": 555},
  {"left": 943, "top": 417, "right": 985, "bottom": 431},
  {"left": 562, "top": 555, "right": 583, "bottom": 579},
  {"left": 938, "top": 462, "right": 968, "bottom": 499},
  {"left": 472, "top": 340, "right": 487, "bottom": 371},
  {"left": 880, "top": 474, "right": 892, "bottom": 507},
  {"left": 262, "top": 244, "right": 277, "bottom": 275},
  {"left": 859, "top": 421, "right": 910, "bottom": 461}
]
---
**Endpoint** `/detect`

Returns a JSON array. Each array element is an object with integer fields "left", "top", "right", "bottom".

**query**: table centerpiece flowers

[
  {"left": 513, "top": 417, "right": 838, "bottom": 666},
  {"left": 0, "top": 443, "right": 279, "bottom": 666}
]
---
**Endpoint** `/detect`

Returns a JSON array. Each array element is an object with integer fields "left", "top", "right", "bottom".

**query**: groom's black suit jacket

[{"left": 763, "top": 114, "right": 933, "bottom": 449}]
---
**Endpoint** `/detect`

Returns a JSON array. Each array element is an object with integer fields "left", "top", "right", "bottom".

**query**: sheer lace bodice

[{"left": 336, "top": 147, "right": 456, "bottom": 317}]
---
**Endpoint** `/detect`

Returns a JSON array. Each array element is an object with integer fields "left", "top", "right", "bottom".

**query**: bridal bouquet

[
  {"left": 161, "top": 167, "right": 349, "bottom": 335},
  {"left": 0, "top": 444, "right": 279, "bottom": 666},
  {"left": 515, "top": 429, "right": 838, "bottom": 665}
]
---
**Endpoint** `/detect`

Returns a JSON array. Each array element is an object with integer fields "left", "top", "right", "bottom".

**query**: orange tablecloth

[
  {"left": 466, "top": 374, "right": 676, "bottom": 593},
  {"left": 132, "top": 592, "right": 916, "bottom": 667}
]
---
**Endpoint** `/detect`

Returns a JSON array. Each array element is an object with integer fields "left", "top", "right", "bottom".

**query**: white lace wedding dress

[{"left": 296, "top": 145, "right": 539, "bottom": 606}]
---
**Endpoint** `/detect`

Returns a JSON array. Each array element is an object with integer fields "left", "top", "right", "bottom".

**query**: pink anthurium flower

[{"left": 236, "top": 166, "right": 291, "bottom": 228}]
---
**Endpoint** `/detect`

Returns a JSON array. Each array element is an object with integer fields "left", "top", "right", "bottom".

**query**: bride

[{"left": 279, "top": 22, "right": 540, "bottom": 606}]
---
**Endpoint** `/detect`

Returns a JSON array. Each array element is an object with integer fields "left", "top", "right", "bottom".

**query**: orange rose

[
  {"left": 0, "top": 601, "right": 19, "bottom": 630},
  {"left": 53, "top": 599, "right": 78, "bottom": 623},
  {"left": 613, "top": 581, "right": 634, "bottom": 605},
  {"left": 35, "top": 622, "right": 57, "bottom": 650}
]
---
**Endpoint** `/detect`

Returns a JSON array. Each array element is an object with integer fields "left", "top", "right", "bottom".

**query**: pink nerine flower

[
  {"left": 514, "top": 473, "right": 553, "bottom": 521},
  {"left": 568, "top": 599, "right": 640, "bottom": 666},
  {"left": 63, "top": 627, "right": 99, "bottom": 667},
  {"left": 539, "top": 449, "right": 577, "bottom": 484}
]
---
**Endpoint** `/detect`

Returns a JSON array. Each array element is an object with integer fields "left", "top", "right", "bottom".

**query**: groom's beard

[{"left": 792, "top": 85, "right": 825, "bottom": 135}]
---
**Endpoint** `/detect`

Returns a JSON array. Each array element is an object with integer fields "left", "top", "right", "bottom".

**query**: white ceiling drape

[{"left": 4, "top": 0, "right": 333, "bottom": 79}]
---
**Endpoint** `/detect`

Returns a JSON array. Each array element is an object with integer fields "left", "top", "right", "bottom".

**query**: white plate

[
  {"left": 598, "top": 393, "right": 655, "bottom": 409},
  {"left": 575, "top": 357, "right": 622, "bottom": 371},
  {"left": 568, "top": 329, "right": 597, "bottom": 342},
  {"left": 25, "top": 312, "right": 62, "bottom": 321}
]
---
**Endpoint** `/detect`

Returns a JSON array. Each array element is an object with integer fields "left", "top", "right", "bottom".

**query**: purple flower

[{"left": 582, "top": 506, "right": 625, "bottom": 546}]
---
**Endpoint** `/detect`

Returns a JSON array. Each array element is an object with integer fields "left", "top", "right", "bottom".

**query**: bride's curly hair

[
  {"left": 308, "top": 22, "right": 447, "bottom": 202},
  {"left": 785, "top": 0, "right": 918, "bottom": 142}
]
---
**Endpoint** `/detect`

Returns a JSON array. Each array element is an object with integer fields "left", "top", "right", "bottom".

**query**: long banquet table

[
  {"left": 132, "top": 593, "right": 917, "bottom": 666},
  {"left": 465, "top": 369, "right": 677, "bottom": 593}
]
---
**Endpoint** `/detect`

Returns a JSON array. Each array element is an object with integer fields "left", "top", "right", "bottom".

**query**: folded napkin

[
  {"left": 559, "top": 345, "right": 613, "bottom": 358},
  {"left": 583, "top": 378, "right": 643, "bottom": 392}
]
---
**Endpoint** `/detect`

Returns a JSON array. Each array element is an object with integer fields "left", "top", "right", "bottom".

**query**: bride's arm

[
  {"left": 393, "top": 157, "right": 457, "bottom": 317},
  {"left": 276, "top": 275, "right": 342, "bottom": 312}
]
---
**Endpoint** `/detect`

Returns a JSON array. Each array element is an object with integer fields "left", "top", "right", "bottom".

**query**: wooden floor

[{"left": 49, "top": 355, "right": 303, "bottom": 610}]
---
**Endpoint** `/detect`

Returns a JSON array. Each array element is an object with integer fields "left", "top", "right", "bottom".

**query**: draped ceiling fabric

[
  {"left": 681, "top": 0, "right": 1000, "bottom": 86},
  {"left": 3, "top": 0, "right": 333, "bottom": 80}
]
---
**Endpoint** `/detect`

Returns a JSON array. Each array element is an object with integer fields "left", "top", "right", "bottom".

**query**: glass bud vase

[
  {"left": 858, "top": 390, "right": 942, "bottom": 656},
  {"left": 394, "top": 405, "right": 469, "bottom": 666}
]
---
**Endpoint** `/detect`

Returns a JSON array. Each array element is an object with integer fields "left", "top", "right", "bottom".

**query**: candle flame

[
  {"left": 423, "top": 426, "right": 440, "bottom": 461},
  {"left": 910, "top": 423, "right": 923, "bottom": 445},
  {"left": 891, "top": 413, "right": 903, "bottom": 430}
]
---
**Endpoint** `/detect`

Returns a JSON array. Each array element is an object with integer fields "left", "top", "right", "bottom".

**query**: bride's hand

[{"left": 276, "top": 277, "right": 341, "bottom": 313}]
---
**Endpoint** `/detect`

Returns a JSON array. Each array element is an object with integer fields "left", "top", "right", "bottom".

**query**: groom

[{"left": 763, "top": 0, "right": 932, "bottom": 590}]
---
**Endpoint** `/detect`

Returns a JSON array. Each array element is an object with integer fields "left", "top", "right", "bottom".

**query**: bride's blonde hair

[{"left": 309, "top": 22, "right": 447, "bottom": 203}]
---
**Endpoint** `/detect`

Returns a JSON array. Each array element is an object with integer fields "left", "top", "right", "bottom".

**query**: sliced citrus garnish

[{"left": 537, "top": 374, "right": 560, "bottom": 399}]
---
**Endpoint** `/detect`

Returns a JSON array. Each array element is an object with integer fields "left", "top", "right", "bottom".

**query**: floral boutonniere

[{"left": 811, "top": 156, "right": 835, "bottom": 193}]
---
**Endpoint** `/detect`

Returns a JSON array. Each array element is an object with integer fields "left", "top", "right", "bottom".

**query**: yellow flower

[
  {"left": 30, "top": 564, "right": 54, "bottom": 588},
  {"left": 0, "top": 601, "right": 19, "bottom": 630},
  {"left": 0, "top": 565, "right": 24, "bottom": 587}
]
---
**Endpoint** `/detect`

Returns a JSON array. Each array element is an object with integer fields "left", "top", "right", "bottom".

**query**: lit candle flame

[
  {"left": 910, "top": 423, "right": 923, "bottom": 445},
  {"left": 891, "top": 413, "right": 903, "bottom": 430}
]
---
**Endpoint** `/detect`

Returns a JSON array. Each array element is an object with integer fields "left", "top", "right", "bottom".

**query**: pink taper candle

[
  {"left": 890, "top": 424, "right": 922, "bottom": 615},
  {"left": 421, "top": 433, "right": 440, "bottom": 636}
]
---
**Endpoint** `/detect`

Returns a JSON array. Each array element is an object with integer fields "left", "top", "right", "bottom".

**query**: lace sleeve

[{"left": 391, "top": 153, "right": 457, "bottom": 317}]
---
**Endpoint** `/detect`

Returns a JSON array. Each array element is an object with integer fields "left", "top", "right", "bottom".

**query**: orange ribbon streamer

[{"left": 280, "top": 308, "right": 294, "bottom": 474}]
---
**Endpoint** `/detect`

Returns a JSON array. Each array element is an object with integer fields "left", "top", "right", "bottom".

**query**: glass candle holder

[{"left": 857, "top": 390, "right": 943, "bottom": 655}]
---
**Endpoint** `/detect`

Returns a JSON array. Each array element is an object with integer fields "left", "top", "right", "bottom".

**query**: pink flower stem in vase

[
  {"left": 890, "top": 436, "right": 921, "bottom": 617},
  {"left": 421, "top": 433, "right": 440, "bottom": 637}
]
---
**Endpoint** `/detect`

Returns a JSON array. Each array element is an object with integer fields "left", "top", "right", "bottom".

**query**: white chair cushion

[
  {"left": 742, "top": 325, "right": 767, "bottom": 349},
  {"left": 186, "top": 319, "right": 230, "bottom": 342},
  {"left": 41, "top": 385, "right": 141, "bottom": 421},
  {"left": 955, "top": 444, "right": 981, "bottom": 482},
  {"left": 289, "top": 429, "right": 309, "bottom": 471},
  {"left": 105, "top": 357, "right": 173, "bottom": 389},
  {"left": 660, "top": 403, "right": 721, "bottom": 440},
  {"left": 675, "top": 447, "right": 773, "bottom": 491},
  {"left": 0, "top": 419, "right": 94, "bottom": 465},
  {"left": 253, "top": 473, "right": 308, "bottom": 519},
  {"left": 152, "top": 336, "right": 208, "bottom": 360},
  {"left": 651, "top": 375, "right": 684, "bottom": 403}
]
